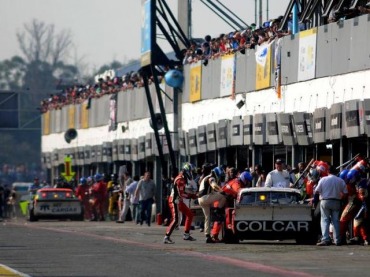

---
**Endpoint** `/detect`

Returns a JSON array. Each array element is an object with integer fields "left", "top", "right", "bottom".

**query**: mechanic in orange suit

[
  {"left": 211, "top": 170, "right": 253, "bottom": 242},
  {"left": 163, "top": 163, "right": 197, "bottom": 244}
]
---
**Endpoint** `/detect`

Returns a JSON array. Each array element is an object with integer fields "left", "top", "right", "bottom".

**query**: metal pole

[
  {"left": 292, "top": 3, "right": 299, "bottom": 35},
  {"left": 339, "top": 137, "right": 343, "bottom": 167},
  {"left": 188, "top": 0, "right": 192, "bottom": 38},
  {"left": 255, "top": 0, "right": 257, "bottom": 25},
  {"left": 259, "top": 0, "right": 263, "bottom": 27},
  {"left": 151, "top": 65, "right": 177, "bottom": 177}
]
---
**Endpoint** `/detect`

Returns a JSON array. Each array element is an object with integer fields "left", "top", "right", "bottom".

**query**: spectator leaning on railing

[{"left": 40, "top": 5, "right": 369, "bottom": 113}]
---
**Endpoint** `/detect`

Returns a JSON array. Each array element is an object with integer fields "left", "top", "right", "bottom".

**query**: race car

[
  {"left": 222, "top": 187, "right": 318, "bottom": 244},
  {"left": 27, "top": 188, "right": 84, "bottom": 221}
]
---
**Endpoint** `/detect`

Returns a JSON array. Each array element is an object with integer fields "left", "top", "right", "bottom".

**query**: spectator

[
  {"left": 6, "top": 186, "right": 17, "bottom": 219},
  {"left": 0, "top": 184, "right": 4, "bottom": 220},
  {"left": 265, "top": 159, "right": 295, "bottom": 188},
  {"left": 28, "top": 177, "right": 42, "bottom": 196},
  {"left": 295, "top": 162, "right": 307, "bottom": 191},
  {"left": 117, "top": 171, "right": 134, "bottom": 223},
  {"left": 253, "top": 164, "right": 266, "bottom": 187},
  {"left": 358, "top": 1, "right": 370, "bottom": 14},
  {"left": 125, "top": 175, "right": 140, "bottom": 224},
  {"left": 314, "top": 166, "right": 348, "bottom": 246},
  {"left": 134, "top": 171, "right": 156, "bottom": 226}
]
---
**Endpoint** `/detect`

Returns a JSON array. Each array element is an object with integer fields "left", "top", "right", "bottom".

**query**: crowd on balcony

[
  {"left": 0, "top": 163, "right": 46, "bottom": 185},
  {"left": 39, "top": 14, "right": 292, "bottom": 114},
  {"left": 182, "top": 15, "right": 291, "bottom": 65},
  {"left": 39, "top": 1, "right": 370, "bottom": 114},
  {"left": 328, "top": 1, "right": 370, "bottom": 23},
  {"left": 39, "top": 72, "right": 147, "bottom": 113}
]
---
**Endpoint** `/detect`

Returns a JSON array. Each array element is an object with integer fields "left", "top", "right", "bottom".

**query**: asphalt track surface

[{"left": 1, "top": 218, "right": 370, "bottom": 277}]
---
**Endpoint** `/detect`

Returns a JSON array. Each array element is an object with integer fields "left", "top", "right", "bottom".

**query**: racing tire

[
  {"left": 223, "top": 225, "right": 239, "bottom": 244},
  {"left": 27, "top": 205, "right": 38, "bottom": 222},
  {"left": 295, "top": 233, "right": 317, "bottom": 245},
  {"left": 76, "top": 207, "right": 84, "bottom": 221}
]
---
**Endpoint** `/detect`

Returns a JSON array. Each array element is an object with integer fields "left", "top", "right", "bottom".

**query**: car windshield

[
  {"left": 36, "top": 190, "right": 74, "bottom": 200},
  {"left": 14, "top": 186, "right": 29, "bottom": 192},
  {"left": 239, "top": 191, "right": 300, "bottom": 205},
  {"left": 12, "top": 183, "right": 32, "bottom": 192}
]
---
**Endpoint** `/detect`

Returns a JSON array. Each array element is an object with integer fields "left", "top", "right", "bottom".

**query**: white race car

[
  {"left": 222, "top": 187, "right": 318, "bottom": 244},
  {"left": 27, "top": 188, "right": 84, "bottom": 221}
]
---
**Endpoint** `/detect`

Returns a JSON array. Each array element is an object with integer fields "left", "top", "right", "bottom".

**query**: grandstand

[{"left": 41, "top": 1, "right": 370, "bottom": 213}]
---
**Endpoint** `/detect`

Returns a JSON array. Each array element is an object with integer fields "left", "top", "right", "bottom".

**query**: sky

[{"left": 1, "top": 0, "right": 290, "bottom": 73}]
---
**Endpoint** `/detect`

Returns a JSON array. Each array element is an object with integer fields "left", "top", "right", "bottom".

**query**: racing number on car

[{"left": 40, "top": 204, "right": 50, "bottom": 211}]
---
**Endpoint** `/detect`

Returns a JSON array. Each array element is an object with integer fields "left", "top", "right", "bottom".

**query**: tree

[
  {"left": 95, "top": 60, "right": 124, "bottom": 76},
  {"left": 93, "top": 59, "right": 139, "bottom": 80},
  {"left": 0, "top": 19, "right": 79, "bottom": 180},
  {"left": 16, "top": 19, "right": 77, "bottom": 90},
  {"left": 0, "top": 56, "right": 27, "bottom": 90}
]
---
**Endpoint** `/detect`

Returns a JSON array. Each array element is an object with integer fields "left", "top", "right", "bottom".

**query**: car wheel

[
  {"left": 222, "top": 224, "right": 239, "bottom": 244},
  {"left": 295, "top": 233, "right": 316, "bottom": 245},
  {"left": 77, "top": 207, "right": 84, "bottom": 221},
  {"left": 27, "top": 205, "right": 38, "bottom": 222}
]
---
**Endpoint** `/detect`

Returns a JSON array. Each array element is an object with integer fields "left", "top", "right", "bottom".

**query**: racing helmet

[
  {"left": 239, "top": 171, "right": 253, "bottom": 186},
  {"left": 94, "top": 173, "right": 103, "bottom": 182},
  {"left": 346, "top": 169, "right": 360, "bottom": 184},
  {"left": 212, "top": 166, "right": 225, "bottom": 183},
  {"left": 351, "top": 159, "right": 368, "bottom": 174},
  {"left": 316, "top": 161, "right": 329, "bottom": 177},
  {"left": 339, "top": 169, "right": 349, "bottom": 181},
  {"left": 79, "top": 177, "right": 87, "bottom": 185},
  {"left": 308, "top": 168, "right": 320, "bottom": 182},
  {"left": 183, "top": 162, "right": 195, "bottom": 180}
]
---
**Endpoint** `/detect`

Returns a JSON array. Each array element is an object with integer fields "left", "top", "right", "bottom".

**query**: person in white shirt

[{"left": 265, "top": 159, "right": 295, "bottom": 188}]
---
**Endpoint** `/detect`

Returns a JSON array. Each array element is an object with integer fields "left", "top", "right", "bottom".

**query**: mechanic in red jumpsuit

[
  {"left": 75, "top": 177, "right": 91, "bottom": 220},
  {"left": 163, "top": 163, "right": 197, "bottom": 244},
  {"left": 210, "top": 170, "right": 253, "bottom": 242},
  {"left": 340, "top": 157, "right": 370, "bottom": 244},
  {"left": 349, "top": 179, "right": 369, "bottom": 245},
  {"left": 90, "top": 173, "right": 107, "bottom": 221},
  {"left": 308, "top": 160, "right": 329, "bottom": 199}
]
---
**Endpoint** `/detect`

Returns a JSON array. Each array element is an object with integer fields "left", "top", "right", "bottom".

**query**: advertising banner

[
  {"left": 220, "top": 54, "right": 236, "bottom": 98},
  {"left": 190, "top": 61, "right": 202, "bottom": 102},
  {"left": 255, "top": 42, "right": 272, "bottom": 90},
  {"left": 298, "top": 28, "right": 317, "bottom": 81}
]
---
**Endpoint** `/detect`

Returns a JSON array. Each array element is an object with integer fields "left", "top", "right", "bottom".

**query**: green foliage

[
  {"left": 0, "top": 19, "right": 77, "bottom": 172},
  {"left": 93, "top": 58, "right": 138, "bottom": 77},
  {"left": 0, "top": 56, "right": 27, "bottom": 90},
  {"left": 0, "top": 130, "right": 40, "bottom": 167},
  {"left": 95, "top": 60, "right": 124, "bottom": 76}
]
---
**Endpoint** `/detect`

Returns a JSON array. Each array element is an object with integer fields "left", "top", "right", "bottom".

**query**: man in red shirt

[{"left": 163, "top": 163, "right": 197, "bottom": 244}]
